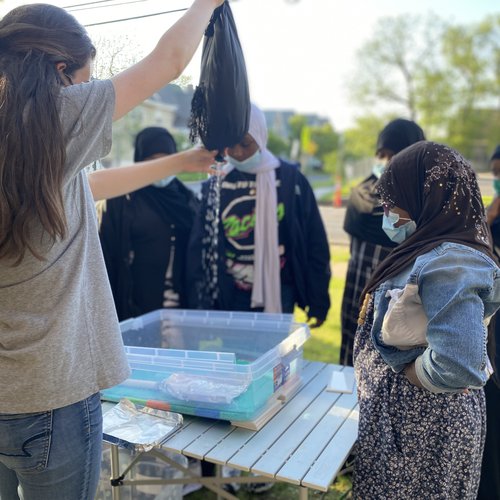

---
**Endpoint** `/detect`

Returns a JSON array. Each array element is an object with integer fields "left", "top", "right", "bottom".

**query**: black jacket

[
  {"left": 186, "top": 160, "right": 331, "bottom": 320},
  {"left": 343, "top": 175, "right": 397, "bottom": 248},
  {"left": 98, "top": 179, "right": 199, "bottom": 320}
]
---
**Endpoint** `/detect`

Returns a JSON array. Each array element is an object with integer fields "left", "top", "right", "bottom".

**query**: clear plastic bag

[{"left": 161, "top": 372, "right": 250, "bottom": 404}]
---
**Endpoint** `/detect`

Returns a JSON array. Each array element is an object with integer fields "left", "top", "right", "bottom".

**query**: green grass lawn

[
  {"left": 296, "top": 245, "right": 349, "bottom": 365},
  {"left": 186, "top": 246, "right": 353, "bottom": 500}
]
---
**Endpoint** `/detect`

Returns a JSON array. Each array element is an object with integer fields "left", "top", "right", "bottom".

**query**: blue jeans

[{"left": 0, "top": 393, "right": 102, "bottom": 500}]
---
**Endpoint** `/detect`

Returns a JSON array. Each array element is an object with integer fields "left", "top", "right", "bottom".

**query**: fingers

[
  {"left": 208, "top": 150, "right": 227, "bottom": 175},
  {"left": 308, "top": 317, "right": 324, "bottom": 329},
  {"left": 181, "top": 147, "right": 226, "bottom": 174}
]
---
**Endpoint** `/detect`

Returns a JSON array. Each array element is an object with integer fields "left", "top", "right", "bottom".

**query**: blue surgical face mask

[
  {"left": 382, "top": 210, "right": 417, "bottom": 244},
  {"left": 372, "top": 160, "right": 387, "bottom": 179},
  {"left": 153, "top": 175, "right": 175, "bottom": 188},
  {"left": 227, "top": 150, "right": 262, "bottom": 172}
]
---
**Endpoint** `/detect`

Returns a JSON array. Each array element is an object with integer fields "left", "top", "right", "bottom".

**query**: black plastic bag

[{"left": 189, "top": 1, "right": 250, "bottom": 158}]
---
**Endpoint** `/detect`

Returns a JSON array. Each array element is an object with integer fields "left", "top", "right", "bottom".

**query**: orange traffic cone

[{"left": 333, "top": 178, "right": 342, "bottom": 207}]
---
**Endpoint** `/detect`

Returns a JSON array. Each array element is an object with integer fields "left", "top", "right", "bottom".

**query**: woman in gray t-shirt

[{"left": 0, "top": 1, "right": 222, "bottom": 499}]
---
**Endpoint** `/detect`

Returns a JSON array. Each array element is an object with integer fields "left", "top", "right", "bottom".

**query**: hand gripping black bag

[{"left": 189, "top": 1, "right": 250, "bottom": 159}]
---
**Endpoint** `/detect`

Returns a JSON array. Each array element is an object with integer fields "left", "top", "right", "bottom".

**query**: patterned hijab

[{"left": 364, "top": 141, "right": 496, "bottom": 295}]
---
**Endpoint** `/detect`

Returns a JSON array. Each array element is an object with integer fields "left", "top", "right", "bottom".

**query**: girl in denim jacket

[{"left": 353, "top": 141, "right": 500, "bottom": 500}]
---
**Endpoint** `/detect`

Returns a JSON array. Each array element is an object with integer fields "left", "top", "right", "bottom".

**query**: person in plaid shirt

[{"left": 340, "top": 118, "right": 425, "bottom": 366}]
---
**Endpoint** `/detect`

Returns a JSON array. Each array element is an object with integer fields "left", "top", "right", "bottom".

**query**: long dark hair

[{"left": 0, "top": 4, "right": 95, "bottom": 264}]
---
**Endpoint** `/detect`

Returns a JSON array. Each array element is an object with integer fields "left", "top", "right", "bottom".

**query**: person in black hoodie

[
  {"left": 340, "top": 118, "right": 425, "bottom": 365},
  {"left": 98, "top": 126, "right": 200, "bottom": 321},
  {"left": 186, "top": 103, "right": 331, "bottom": 325}
]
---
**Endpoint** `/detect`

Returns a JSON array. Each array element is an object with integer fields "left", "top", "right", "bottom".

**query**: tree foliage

[
  {"left": 267, "top": 130, "right": 291, "bottom": 157},
  {"left": 288, "top": 115, "right": 308, "bottom": 143},
  {"left": 350, "top": 15, "right": 445, "bottom": 121},
  {"left": 300, "top": 123, "right": 339, "bottom": 163},
  {"left": 282, "top": 114, "right": 339, "bottom": 168},
  {"left": 93, "top": 34, "right": 141, "bottom": 79},
  {"left": 342, "top": 115, "right": 389, "bottom": 161},
  {"left": 441, "top": 16, "right": 500, "bottom": 158},
  {"left": 349, "top": 13, "right": 500, "bottom": 164}
]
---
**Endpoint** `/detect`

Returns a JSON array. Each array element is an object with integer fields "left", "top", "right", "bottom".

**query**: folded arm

[{"left": 411, "top": 250, "right": 492, "bottom": 393}]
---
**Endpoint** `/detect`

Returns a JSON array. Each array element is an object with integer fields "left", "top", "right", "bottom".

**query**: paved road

[
  {"left": 478, "top": 172, "right": 494, "bottom": 197},
  {"left": 319, "top": 206, "right": 349, "bottom": 246},
  {"left": 319, "top": 173, "right": 495, "bottom": 247}
]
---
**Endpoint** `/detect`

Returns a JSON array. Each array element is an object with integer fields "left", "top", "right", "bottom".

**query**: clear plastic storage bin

[{"left": 101, "top": 309, "right": 310, "bottom": 421}]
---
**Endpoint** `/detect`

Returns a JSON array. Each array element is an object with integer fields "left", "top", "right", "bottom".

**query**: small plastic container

[{"left": 101, "top": 309, "right": 310, "bottom": 421}]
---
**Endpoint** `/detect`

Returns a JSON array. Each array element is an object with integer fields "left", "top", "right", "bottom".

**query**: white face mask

[
  {"left": 153, "top": 175, "right": 175, "bottom": 188},
  {"left": 226, "top": 150, "right": 262, "bottom": 173},
  {"left": 382, "top": 210, "right": 417, "bottom": 244},
  {"left": 372, "top": 159, "right": 388, "bottom": 178}
]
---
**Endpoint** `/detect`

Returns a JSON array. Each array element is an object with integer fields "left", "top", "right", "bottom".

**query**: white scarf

[{"left": 224, "top": 104, "right": 282, "bottom": 313}]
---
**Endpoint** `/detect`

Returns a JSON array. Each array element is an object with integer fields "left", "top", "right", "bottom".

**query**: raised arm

[
  {"left": 111, "top": 0, "right": 223, "bottom": 121},
  {"left": 88, "top": 147, "right": 216, "bottom": 201}
]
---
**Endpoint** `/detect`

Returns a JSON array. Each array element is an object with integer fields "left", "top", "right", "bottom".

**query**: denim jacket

[{"left": 371, "top": 242, "right": 500, "bottom": 393}]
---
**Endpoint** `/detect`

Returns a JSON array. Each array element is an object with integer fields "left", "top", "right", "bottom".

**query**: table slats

[
  {"left": 226, "top": 362, "right": 333, "bottom": 470},
  {"left": 203, "top": 361, "right": 324, "bottom": 466},
  {"left": 124, "top": 361, "right": 358, "bottom": 493},
  {"left": 251, "top": 366, "right": 345, "bottom": 476},
  {"left": 301, "top": 407, "right": 359, "bottom": 491},
  {"left": 276, "top": 388, "right": 358, "bottom": 487}
]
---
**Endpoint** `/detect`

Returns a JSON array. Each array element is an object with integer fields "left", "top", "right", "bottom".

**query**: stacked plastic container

[{"left": 101, "top": 309, "right": 310, "bottom": 421}]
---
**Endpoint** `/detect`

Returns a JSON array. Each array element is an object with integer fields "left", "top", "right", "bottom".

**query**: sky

[{"left": 2, "top": 0, "right": 499, "bottom": 130}]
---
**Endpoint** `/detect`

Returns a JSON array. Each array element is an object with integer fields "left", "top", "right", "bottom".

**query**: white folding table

[{"left": 104, "top": 361, "right": 359, "bottom": 500}]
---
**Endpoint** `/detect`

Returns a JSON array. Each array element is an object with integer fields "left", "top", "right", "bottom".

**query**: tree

[
  {"left": 92, "top": 34, "right": 141, "bottom": 79},
  {"left": 288, "top": 115, "right": 308, "bottom": 144},
  {"left": 307, "top": 123, "right": 339, "bottom": 161},
  {"left": 441, "top": 16, "right": 500, "bottom": 159},
  {"left": 267, "top": 130, "right": 290, "bottom": 157},
  {"left": 349, "top": 15, "right": 446, "bottom": 122},
  {"left": 322, "top": 150, "right": 342, "bottom": 177},
  {"left": 301, "top": 126, "right": 318, "bottom": 156},
  {"left": 286, "top": 115, "right": 339, "bottom": 168},
  {"left": 92, "top": 35, "right": 143, "bottom": 165},
  {"left": 342, "top": 115, "right": 389, "bottom": 161},
  {"left": 349, "top": 14, "right": 500, "bottom": 165},
  {"left": 327, "top": 115, "right": 390, "bottom": 180}
]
